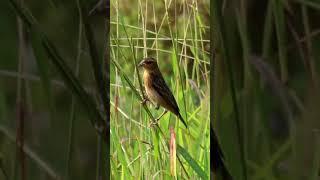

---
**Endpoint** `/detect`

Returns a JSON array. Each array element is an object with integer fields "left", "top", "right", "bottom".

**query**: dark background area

[
  {"left": 213, "top": 0, "right": 320, "bottom": 179},
  {"left": 0, "top": 0, "right": 107, "bottom": 179}
]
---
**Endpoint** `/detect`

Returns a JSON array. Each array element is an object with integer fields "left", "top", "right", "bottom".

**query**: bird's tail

[{"left": 177, "top": 113, "right": 188, "bottom": 128}]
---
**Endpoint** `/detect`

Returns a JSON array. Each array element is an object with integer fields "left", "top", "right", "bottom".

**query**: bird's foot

[
  {"left": 140, "top": 98, "right": 149, "bottom": 105},
  {"left": 148, "top": 119, "right": 159, "bottom": 128}
]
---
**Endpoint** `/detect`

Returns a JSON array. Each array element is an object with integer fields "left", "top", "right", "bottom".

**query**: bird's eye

[{"left": 145, "top": 61, "right": 152, "bottom": 64}]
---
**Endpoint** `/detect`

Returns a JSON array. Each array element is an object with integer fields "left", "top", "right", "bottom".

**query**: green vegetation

[
  {"left": 110, "top": 0, "right": 210, "bottom": 179},
  {"left": 0, "top": 0, "right": 107, "bottom": 179},
  {"left": 212, "top": 0, "right": 320, "bottom": 179},
  {"left": 3, "top": 0, "right": 318, "bottom": 179}
]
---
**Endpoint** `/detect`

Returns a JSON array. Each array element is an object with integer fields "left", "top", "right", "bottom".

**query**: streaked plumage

[{"left": 138, "top": 57, "right": 188, "bottom": 128}]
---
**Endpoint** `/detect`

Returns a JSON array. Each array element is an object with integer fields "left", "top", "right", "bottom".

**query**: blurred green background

[
  {"left": 212, "top": 0, "right": 320, "bottom": 179},
  {"left": 0, "top": 0, "right": 107, "bottom": 179}
]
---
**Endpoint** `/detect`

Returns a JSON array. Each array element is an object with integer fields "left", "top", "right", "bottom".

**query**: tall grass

[
  {"left": 110, "top": 0, "right": 210, "bottom": 179},
  {"left": 0, "top": 0, "right": 107, "bottom": 179},
  {"left": 212, "top": 0, "right": 320, "bottom": 179}
]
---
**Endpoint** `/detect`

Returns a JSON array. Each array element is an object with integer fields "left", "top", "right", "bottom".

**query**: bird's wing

[{"left": 151, "top": 73, "right": 180, "bottom": 113}]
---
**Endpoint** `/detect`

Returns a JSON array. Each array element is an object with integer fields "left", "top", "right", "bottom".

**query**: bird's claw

[
  {"left": 141, "top": 98, "right": 148, "bottom": 105},
  {"left": 148, "top": 119, "right": 159, "bottom": 128}
]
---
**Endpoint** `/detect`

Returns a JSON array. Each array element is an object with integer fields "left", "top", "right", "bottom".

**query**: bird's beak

[{"left": 138, "top": 60, "right": 145, "bottom": 67}]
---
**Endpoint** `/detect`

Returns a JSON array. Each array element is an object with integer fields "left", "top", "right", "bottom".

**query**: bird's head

[{"left": 138, "top": 57, "right": 159, "bottom": 72}]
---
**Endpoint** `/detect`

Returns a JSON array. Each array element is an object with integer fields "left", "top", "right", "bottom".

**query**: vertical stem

[
  {"left": 302, "top": 5, "right": 318, "bottom": 89},
  {"left": 105, "top": 0, "right": 111, "bottom": 178},
  {"left": 272, "top": 0, "right": 288, "bottom": 83},
  {"left": 236, "top": 0, "right": 251, "bottom": 176},
  {"left": 212, "top": 0, "right": 247, "bottom": 179},
  {"left": 16, "top": 0, "right": 26, "bottom": 178},
  {"left": 96, "top": 136, "right": 102, "bottom": 180},
  {"left": 65, "top": 0, "right": 82, "bottom": 178}
]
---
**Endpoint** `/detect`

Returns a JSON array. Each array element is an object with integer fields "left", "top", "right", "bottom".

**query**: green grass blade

[
  {"left": 110, "top": 126, "right": 134, "bottom": 175},
  {"left": 177, "top": 145, "right": 208, "bottom": 180}
]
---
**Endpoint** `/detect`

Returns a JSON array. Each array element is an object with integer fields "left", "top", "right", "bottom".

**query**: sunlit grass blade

[
  {"left": 177, "top": 144, "right": 208, "bottom": 180},
  {"left": 110, "top": 126, "right": 134, "bottom": 176},
  {"left": 170, "top": 127, "right": 177, "bottom": 177}
]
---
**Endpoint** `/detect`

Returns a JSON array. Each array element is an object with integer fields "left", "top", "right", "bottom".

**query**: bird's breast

[
  {"left": 143, "top": 72, "right": 158, "bottom": 102},
  {"left": 143, "top": 71, "right": 176, "bottom": 113}
]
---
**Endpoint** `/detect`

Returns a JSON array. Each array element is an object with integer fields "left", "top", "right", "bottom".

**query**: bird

[
  {"left": 212, "top": 127, "right": 232, "bottom": 180},
  {"left": 138, "top": 57, "right": 188, "bottom": 128}
]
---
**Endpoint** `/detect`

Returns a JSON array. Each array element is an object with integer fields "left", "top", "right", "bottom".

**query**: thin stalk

[
  {"left": 65, "top": 0, "right": 82, "bottom": 178},
  {"left": 262, "top": 0, "right": 273, "bottom": 58},
  {"left": 16, "top": 0, "right": 27, "bottom": 178},
  {"left": 272, "top": 0, "right": 288, "bottom": 83},
  {"left": 302, "top": 5, "right": 319, "bottom": 89}
]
